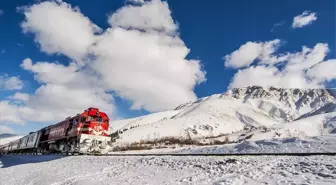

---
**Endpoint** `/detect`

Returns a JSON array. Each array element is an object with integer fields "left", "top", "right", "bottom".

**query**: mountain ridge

[{"left": 0, "top": 133, "right": 17, "bottom": 139}]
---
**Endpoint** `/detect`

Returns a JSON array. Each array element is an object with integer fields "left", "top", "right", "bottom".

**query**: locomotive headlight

[{"left": 82, "top": 139, "right": 92, "bottom": 146}]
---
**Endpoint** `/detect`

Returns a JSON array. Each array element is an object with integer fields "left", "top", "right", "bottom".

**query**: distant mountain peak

[
  {"left": 226, "top": 86, "right": 335, "bottom": 112},
  {"left": 176, "top": 86, "right": 336, "bottom": 113},
  {"left": 227, "top": 86, "right": 335, "bottom": 99},
  {"left": 0, "top": 133, "right": 17, "bottom": 139}
]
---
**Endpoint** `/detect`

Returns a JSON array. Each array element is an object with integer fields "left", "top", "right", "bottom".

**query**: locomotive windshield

[
  {"left": 87, "top": 116, "right": 94, "bottom": 121},
  {"left": 86, "top": 116, "right": 104, "bottom": 122},
  {"left": 96, "top": 117, "right": 103, "bottom": 122}
]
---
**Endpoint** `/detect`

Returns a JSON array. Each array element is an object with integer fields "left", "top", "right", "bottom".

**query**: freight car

[{"left": 0, "top": 107, "right": 112, "bottom": 155}]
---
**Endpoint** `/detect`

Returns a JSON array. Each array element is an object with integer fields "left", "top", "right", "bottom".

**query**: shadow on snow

[{"left": 0, "top": 155, "right": 66, "bottom": 168}]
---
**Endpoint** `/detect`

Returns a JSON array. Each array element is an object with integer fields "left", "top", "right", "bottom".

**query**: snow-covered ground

[
  {"left": 1, "top": 155, "right": 335, "bottom": 185},
  {"left": 2, "top": 133, "right": 336, "bottom": 185}
]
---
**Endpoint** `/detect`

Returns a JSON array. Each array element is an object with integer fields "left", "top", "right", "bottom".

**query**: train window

[
  {"left": 88, "top": 116, "right": 94, "bottom": 121},
  {"left": 96, "top": 117, "right": 103, "bottom": 122},
  {"left": 72, "top": 118, "right": 78, "bottom": 125},
  {"left": 81, "top": 116, "right": 86, "bottom": 123}
]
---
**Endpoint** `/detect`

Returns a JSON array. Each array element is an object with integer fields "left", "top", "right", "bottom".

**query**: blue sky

[{"left": 0, "top": 0, "right": 335, "bottom": 134}]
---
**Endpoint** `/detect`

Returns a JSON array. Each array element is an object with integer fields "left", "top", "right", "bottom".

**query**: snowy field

[{"left": 1, "top": 155, "right": 336, "bottom": 185}]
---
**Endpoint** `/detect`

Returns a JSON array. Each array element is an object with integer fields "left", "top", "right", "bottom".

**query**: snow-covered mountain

[
  {"left": 0, "top": 133, "right": 17, "bottom": 139},
  {"left": 110, "top": 86, "right": 336, "bottom": 146}
]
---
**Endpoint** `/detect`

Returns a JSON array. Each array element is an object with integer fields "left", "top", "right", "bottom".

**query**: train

[{"left": 0, "top": 107, "right": 112, "bottom": 155}]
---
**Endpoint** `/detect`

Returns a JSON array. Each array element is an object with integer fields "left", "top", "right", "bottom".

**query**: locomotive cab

[{"left": 78, "top": 107, "right": 110, "bottom": 136}]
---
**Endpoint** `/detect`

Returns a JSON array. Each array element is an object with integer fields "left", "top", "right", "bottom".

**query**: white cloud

[
  {"left": 108, "top": 0, "right": 177, "bottom": 34},
  {"left": 21, "top": 1, "right": 101, "bottom": 62},
  {"left": 16, "top": 43, "right": 24, "bottom": 47},
  {"left": 20, "top": 58, "right": 115, "bottom": 122},
  {"left": 225, "top": 40, "right": 335, "bottom": 89},
  {"left": 271, "top": 20, "right": 285, "bottom": 32},
  {"left": 0, "top": 125, "right": 14, "bottom": 134},
  {"left": 8, "top": 92, "right": 30, "bottom": 102},
  {"left": 258, "top": 39, "right": 287, "bottom": 65},
  {"left": 21, "top": 58, "right": 78, "bottom": 85},
  {"left": 0, "top": 75, "right": 24, "bottom": 90},
  {"left": 229, "top": 66, "right": 282, "bottom": 88},
  {"left": 285, "top": 43, "right": 329, "bottom": 72},
  {"left": 0, "top": 9, "right": 4, "bottom": 16},
  {"left": 0, "top": 58, "right": 115, "bottom": 124},
  {"left": 0, "top": 101, "right": 25, "bottom": 124},
  {"left": 91, "top": 27, "right": 205, "bottom": 111},
  {"left": 224, "top": 39, "right": 284, "bottom": 68},
  {"left": 229, "top": 65, "right": 319, "bottom": 89},
  {"left": 307, "top": 59, "right": 336, "bottom": 82},
  {"left": 19, "top": 0, "right": 205, "bottom": 115},
  {"left": 292, "top": 11, "right": 317, "bottom": 29},
  {"left": 224, "top": 42, "right": 263, "bottom": 68},
  {"left": 126, "top": 0, "right": 146, "bottom": 4}
]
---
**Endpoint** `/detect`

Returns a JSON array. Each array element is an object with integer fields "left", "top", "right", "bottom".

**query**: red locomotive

[{"left": 0, "top": 107, "right": 112, "bottom": 155}]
